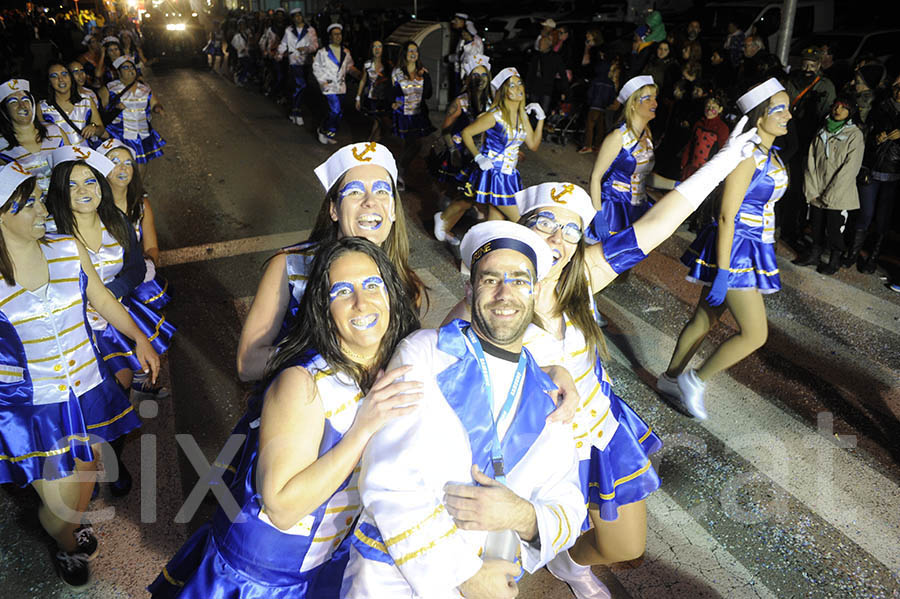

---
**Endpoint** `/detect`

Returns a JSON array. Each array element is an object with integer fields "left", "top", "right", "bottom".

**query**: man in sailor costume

[
  {"left": 313, "top": 24, "right": 357, "bottom": 145},
  {"left": 277, "top": 8, "right": 318, "bottom": 126},
  {"left": 342, "top": 221, "right": 584, "bottom": 598}
]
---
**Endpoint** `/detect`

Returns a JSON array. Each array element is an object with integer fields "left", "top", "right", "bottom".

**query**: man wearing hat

[
  {"left": 343, "top": 221, "right": 584, "bottom": 598},
  {"left": 277, "top": 9, "right": 319, "bottom": 126},
  {"left": 446, "top": 13, "right": 469, "bottom": 98},
  {"left": 534, "top": 18, "right": 557, "bottom": 51},
  {"left": 312, "top": 23, "right": 358, "bottom": 145}
]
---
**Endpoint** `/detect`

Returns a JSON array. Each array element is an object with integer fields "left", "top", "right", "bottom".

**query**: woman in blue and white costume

[
  {"left": 100, "top": 138, "right": 169, "bottom": 312},
  {"left": 45, "top": 145, "right": 174, "bottom": 390},
  {"left": 236, "top": 142, "right": 425, "bottom": 383},
  {"left": 148, "top": 236, "right": 422, "bottom": 599},
  {"left": 442, "top": 115, "right": 762, "bottom": 598},
  {"left": 99, "top": 56, "right": 165, "bottom": 172},
  {"left": 391, "top": 40, "right": 435, "bottom": 188},
  {"left": 0, "top": 163, "right": 154, "bottom": 588},
  {"left": 0, "top": 78, "right": 68, "bottom": 192},
  {"left": 659, "top": 78, "right": 790, "bottom": 421},
  {"left": 436, "top": 68, "right": 545, "bottom": 243},
  {"left": 39, "top": 63, "right": 107, "bottom": 148},
  {"left": 430, "top": 53, "right": 491, "bottom": 186},
  {"left": 586, "top": 75, "right": 676, "bottom": 244}
]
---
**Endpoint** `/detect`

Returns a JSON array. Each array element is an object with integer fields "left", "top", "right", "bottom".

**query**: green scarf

[{"left": 825, "top": 116, "right": 847, "bottom": 134}]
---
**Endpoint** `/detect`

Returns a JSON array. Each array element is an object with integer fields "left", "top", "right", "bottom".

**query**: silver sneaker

[
  {"left": 676, "top": 369, "right": 708, "bottom": 420},
  {"left": 433, "top": 212, "right": 447, "bottom": 241}
]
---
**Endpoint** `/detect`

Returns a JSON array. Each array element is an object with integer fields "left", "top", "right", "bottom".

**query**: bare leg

[
  {"left": 441, "top": 197, "right": 475, "bottom": 233},
  {"left": 32, "top": 468, "right": 91, "bottom": 551},
  {"left": 695, "top": 289, "right": 768, "bottom": 381},
  {"left": 568, "top": 501, "right": 648, "bottom": 566},
  {"left": 666, "top": 296, "right": 727, "bottom": 376},
  {"left": 114, "top": 368, "right": 134, "bottom": 391},
  {"left": 494, "top": 204, "right": 520, "bottom": 222}
]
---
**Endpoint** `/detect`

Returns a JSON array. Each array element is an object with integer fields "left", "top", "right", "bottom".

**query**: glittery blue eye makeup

[
  {"left": 362, "top": 276, "right": 385, "bottom": 291},
  {"left": 85, "top": 178, "right": 98, "bottom": 185},
  {"left": 329, "top": 281, "right": 354, "bottom": 302},
  {"left": 503, "top": 272, "right": 534, "bottom": 294},
  {"left": 639, "top": 94, "right": 652, "bottom": 103},
  {"left": 767, "top": 104, "right": 787, "bottom": 116},
  {"left": 537, "top": 210, "right": 557, "bottom": 221},
  {"left": 372, "top": 180, "right": 392, "bottom": 195},
  {"left": 110, "top": 156, "right": 121, "bottom": 164},
  {"left": 339, "top": 180, "right": 366, "bottom": 199}
]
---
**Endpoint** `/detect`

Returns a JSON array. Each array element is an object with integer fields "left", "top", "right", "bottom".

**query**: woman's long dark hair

[
  {"left": 309, "top": 172, "right": 427, "bottom": 311},
  {"left": 0, "top": 176, "right": 38, "bottom": 285},
  {"left": 45, "top": 161, "right": 132, "bottom": 259},
  {"left": 464, "top": 68, "right": 493, "bottom": 117},
  {"left": 46, "top": 63, "right": 82, "bottom": 106},
  {"left": 108, "top": 149, "right": 146, "bottom": 224},
  {"left": 519, "top": 209, "right": 609, "bottom": 363},
  {"left": 399, "top": 40, "right": 424, "bottom": 77},
  {"left": 0, "top": 91, "right": 50, "bottom": 150},
  {"left": 265, "top": 237, "right": 420, "bottom": 393}
]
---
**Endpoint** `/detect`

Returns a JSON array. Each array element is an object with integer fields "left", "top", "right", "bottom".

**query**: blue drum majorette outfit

[
  {"left": 85, "top": 227, "right": 175, "bottom": 373},
  {"left": 0, "top": 124, "right": 66, "bottom": 192},
  {"left": 39, "top": 98, "right": 96, "bottom": 147},
  {"left": 105, "top": 80, "right": 166, "bottom": 163},
  {"left": 586, "top": 122, "right": 655, "bottom": 243},
  {"left": 523, "top": 307, "right": 661, "bottom": 524},
  {"left": 342, "top": 320, "right": 584, "bottom": 598},
  {"left": 391, "top": 67, "right": 434, "bottom": 139},
  {"left": 0, "top": 236, "right": 141, "bottom": 486},
  {"left": 361, "top": 60, "right": 390, "bottom": 117},
  {"left": 129, "top": 201, "right": 171, "bottom": 311},
  {"left": 312, "top": 45, "right": 354, "bottom": 140},
  {"left": 681, "top": 144, "right": 786, "bottom": 293},
  {"left": 464, "top": 107, "right": 527, "bottom": 206},
  {"left": 148, "top": 353, "right": 362, "bottom": 599},
  {"left": 431, "top": 94, "right": 475, "bottom": 183}
]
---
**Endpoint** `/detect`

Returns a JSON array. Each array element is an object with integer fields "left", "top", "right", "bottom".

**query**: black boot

[
  {"left": 861, "top": 235, "right": 884, "bottom": 274},
  {"left": 842, "top": 229, "right": 866, "bottom": 268},
  {"left": 817, "top": 250, "right": 841, "bottom": 275},
  {"left": 792, "top": 245, "right": 823, "bottom": 267}
]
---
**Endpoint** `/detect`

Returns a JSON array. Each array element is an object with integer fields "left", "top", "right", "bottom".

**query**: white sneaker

[
  {"left": 676, "top": 369, "right": 708, "bottom": 419},
  {"left": 318, "top": 132, "right": 330, "bottom": 145},
  {"left": 291, "top": 115, "right": 304, "bottom": 126},
  {"left": 433, "top": 212, "right": 447, "bottom": 241},
  {"left": 546, "top": 550, "right": 611, "bottom": 599}
]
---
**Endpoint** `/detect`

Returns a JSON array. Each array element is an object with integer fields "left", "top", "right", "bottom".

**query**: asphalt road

[{"left": 2, "top": 62, "right": 899, "bottom": 599}]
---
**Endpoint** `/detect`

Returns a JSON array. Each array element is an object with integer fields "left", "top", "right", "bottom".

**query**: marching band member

[
  {"left": 1, "top": 79, "right": 68, "bottom": 192},
  {"left": 312, "top": 24, "right": 356, "bottom": 145},
  {"left": 0, "top": 162, "right": 152, "bottom": 588},
  {"left": 277, "top": 9, "right": 318, "bottom": 127},
  {"left": 390, "top": 40, "right": 434, "bottom": 188},
  {"left": 148, "top": 237, "right": 421, "bottom": 599},
  {"left": 659, "top": 78, "right": 790, "bottom": 420}
]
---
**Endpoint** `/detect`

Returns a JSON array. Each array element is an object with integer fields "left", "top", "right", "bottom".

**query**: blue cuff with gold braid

[{"left": 602, "top": 227, "right": 647, "bottom": 274}]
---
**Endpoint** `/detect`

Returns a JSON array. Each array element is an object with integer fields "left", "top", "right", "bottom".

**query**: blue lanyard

[{"left": 465, "top": 327, "right": 527, "bottom": 484}]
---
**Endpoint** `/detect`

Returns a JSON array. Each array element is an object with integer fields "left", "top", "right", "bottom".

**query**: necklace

[{"left": 343, "top": 346, "right": 376, "bottom": 364}]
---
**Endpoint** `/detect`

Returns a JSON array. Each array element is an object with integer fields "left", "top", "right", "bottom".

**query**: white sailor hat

[
  {"left": 617, "top": 75, "right": 655, "bottom": 104},
  {"left": 491, "top": 67, "right": 520, "bottom": 91},
  {"left": 463, "top": 53, "right": 491, "bottom": 77},
  {"left": 113, "top": 56, "right": 136, "bottom": 70},
  {"left": 98, "top": 137, "right": 136, "bottom": 159},
  {"left": 465, "top": 20, "right": 478, "bottom": 36},
  {"left": 454, "top": 12, "right": 469, "bottom": 20},
  {"left": 102, "top": 36, "right": 120, "bottom": 45},
  {"left": 0, "top": 78, "right": 30, "bottom": 103},
  {"left": 515, "top": 182, "right": 596, "bottom": 232},
  {"left": 736, "top": 77, "right": 786, "bottom": 114},
  {"left": 82, "top": 33, "right": 95, "bottom": 45},
  {"left": 327, "top": 23, "right": 343, "bottom": 32},
  {"left": 289, "top": 7, "right": 302, "bottom": 15},
  {"left": 314, "top": 142, "right": 398, "bottom": 192},
  {"left": 0, "top": 161, "right": 36, "bottom": 206},
  {"left": 49, "top": 145, "right": 115, "bottom": 177},
  {"left": 460, "top": 221, "right": 553, "bottom": 281}
]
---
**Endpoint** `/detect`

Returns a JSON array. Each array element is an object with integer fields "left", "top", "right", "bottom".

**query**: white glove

[
  {"left": 525, "top": 102, "right": 546, "bottom": 121},
  {"left": 676, "top": 115, "right": 760, "bottom": 209},
  {"left": 475, "top": 154, "right": 493, "bottom": 171}
]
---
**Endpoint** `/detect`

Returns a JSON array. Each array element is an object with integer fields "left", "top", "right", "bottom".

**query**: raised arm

[
  {"left": 235, "top": 253, "right": 290, "bottom": 381},
  {"left": 589, "top": 128, "right": 624, "bottom": 210},
  {"left": 520, "top": 102, "right": 543, "bottom": 151}
]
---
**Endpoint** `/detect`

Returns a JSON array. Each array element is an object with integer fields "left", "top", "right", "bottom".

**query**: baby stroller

[{"left": 543, "top": 80, "right": 586, "bottom": 147}]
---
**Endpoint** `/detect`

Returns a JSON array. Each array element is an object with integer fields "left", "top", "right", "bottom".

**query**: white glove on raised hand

[
  {"left": 524, "top": 102, "right": 546, "bottom": 121},
  {"left": 475, "top": 154, "right": 493, "bottom": 171},
  {"left": 676, "top": 115, "right": 761, "bottom": 209}
]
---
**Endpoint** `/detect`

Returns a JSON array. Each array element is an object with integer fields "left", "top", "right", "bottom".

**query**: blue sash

[{"left": 326, "top": 46, "right": 342, "bottom": 68}]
